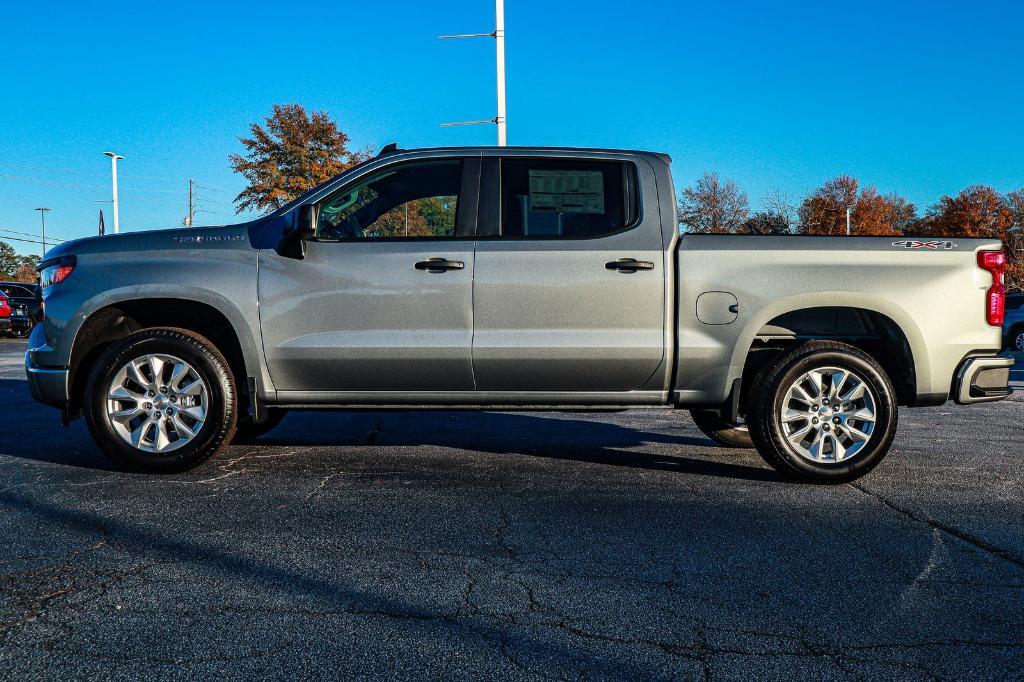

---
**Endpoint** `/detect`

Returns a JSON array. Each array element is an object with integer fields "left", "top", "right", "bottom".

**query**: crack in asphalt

[{"left": 849, "top": 482, "right": 1024, "bottom": 570}]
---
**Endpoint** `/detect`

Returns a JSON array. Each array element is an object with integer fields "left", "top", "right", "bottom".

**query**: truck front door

[
  {"left": 259, "top": 157, "right": 479, "bottom": 394},
  {"left": 471, "top": 155, "right": 666, "bottom": 392}
]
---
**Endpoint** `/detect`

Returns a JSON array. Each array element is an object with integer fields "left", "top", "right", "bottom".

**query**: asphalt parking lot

[{"left": 0, "top": 338, "right": 1021, "bottom": 680}]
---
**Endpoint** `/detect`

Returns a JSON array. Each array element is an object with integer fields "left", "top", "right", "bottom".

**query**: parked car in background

[
  {"left": 0, "top": 292, "right": 10, "bottom": 336},
  {"left": 0, "top": 282, "right": 43, "bottom": 338},
  {"left": 1005, "top": 293, "right": 1024, "bottom": 352}
]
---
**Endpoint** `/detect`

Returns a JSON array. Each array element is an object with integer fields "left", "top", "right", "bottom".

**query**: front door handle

[
  {"left": 606, "top": 258, "right": 655, "bottom": 273},
  {"left": 415, "top": 257, "right": 465, "bottom": 273}
]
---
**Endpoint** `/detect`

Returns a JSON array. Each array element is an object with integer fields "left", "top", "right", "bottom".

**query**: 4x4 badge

[{"left": 891, "top": 240, "right": 958, "bottom": 250}]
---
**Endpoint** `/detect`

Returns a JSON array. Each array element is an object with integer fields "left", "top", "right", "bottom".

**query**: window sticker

[{"left": 528, "top": 170, "right": 604, "bottom": 214}]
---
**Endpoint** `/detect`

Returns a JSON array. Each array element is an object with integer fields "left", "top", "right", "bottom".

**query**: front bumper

[
  {"left": 954, "top": 355, "right": 1014, "bottom": 404},
  {"left": 25, "top": 352, "right": 69, "bottom": 408}
]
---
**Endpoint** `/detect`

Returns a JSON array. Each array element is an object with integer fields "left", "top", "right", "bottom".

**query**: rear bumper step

[{"left": 954, "top": 355, "right": 1014, "bottom": 405}]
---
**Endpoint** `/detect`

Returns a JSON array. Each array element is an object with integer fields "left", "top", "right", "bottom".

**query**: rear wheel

[
  {"left": 747, "top": 341, "right": 897, "bottom": 483},
  {"left": 689, "top": 409, "right": 753, "bottom": 448},
  {"left": 84, "top": 328, "right": 237, "bottom": 472}
]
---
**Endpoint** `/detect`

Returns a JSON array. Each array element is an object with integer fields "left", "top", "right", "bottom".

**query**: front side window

[
  {"left": 316, "top": 160, "right": 462, "bottom": 239},
  {"left": 500, "top": 159, "right": 638, "bottom": 238}
]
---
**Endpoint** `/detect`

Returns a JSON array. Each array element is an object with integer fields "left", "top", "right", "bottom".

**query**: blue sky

[{"left": 2, "top": 0, "right": 1022, "bottom": 255}]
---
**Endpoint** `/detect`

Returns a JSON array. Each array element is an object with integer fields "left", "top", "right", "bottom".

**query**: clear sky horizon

[{"left": 2, "top": 0, "right": 1022, "bottom": 256}]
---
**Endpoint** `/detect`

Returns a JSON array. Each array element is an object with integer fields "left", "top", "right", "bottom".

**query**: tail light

[
  {"left": 977, "top": 250, "right": 1006, "bottom": 326},
  {"left": 39, "top": 256, "right": 76, "bottom": 288},
  {"left": 0, "top": 297, "right": 7, "bottom": 311}
]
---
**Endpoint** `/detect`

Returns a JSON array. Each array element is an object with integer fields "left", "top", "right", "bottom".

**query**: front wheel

[
  {"left": 747, "top": 341, "right": 898, "bottom": 483},
  {"left": 84, "top": 328, "right": 238, "bottom": 473}
]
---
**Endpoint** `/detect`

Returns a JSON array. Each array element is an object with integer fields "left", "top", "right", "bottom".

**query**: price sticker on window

[{"left": 528, "top": 170, "right": 604, "bottom": 214}]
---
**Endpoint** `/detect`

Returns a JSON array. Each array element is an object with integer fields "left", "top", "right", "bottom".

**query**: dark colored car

[
  {"left": 1004, "top": 293, "right": 1024, "bottom": 353},
  {"left": 0, "top": 282, "right": 43, "bottom": 338}
]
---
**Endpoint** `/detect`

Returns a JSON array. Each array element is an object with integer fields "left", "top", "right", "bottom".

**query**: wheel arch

[
  {"left": 68, "top": 294, "right": 263, "bottom": 414},
  {"left": 729, "top": 296, "right": 926, "bottom": 408}
]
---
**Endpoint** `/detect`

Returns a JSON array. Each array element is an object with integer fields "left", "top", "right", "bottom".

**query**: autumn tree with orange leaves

[
  {"left": 230, "top": 104, "right": 372, "bottom": 214},
  {"left": 799, "top": 176, "right": 915, "bottom": 236},
  {"left": 924, "top": 185, "right": 1024, "bottom": 291}
]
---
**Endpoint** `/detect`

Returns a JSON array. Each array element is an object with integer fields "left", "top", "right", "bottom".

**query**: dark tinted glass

[
  {"left": 316, "top": 160, "right": 462, "bottom": 240},
  {"left": 500, "top": 159, "right": 637, "bottom": 238},
  {"left": 1007, "top": 295, "right": 1024, "bottom": 311}
]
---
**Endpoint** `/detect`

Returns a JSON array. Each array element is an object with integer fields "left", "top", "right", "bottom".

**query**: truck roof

[{"left": 375, "top": 144, "right": 672, "bottom": 165}]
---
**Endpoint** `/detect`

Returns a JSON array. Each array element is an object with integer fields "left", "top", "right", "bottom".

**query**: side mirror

[
  {"left": 295, "top": 203, "right": 317, "bottom": 239},
  {"left": 276, "top": 204, "right": 316, "bottom": 259}
]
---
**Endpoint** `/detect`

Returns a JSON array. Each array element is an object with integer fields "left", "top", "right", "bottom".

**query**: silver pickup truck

[{"left": 26, "top": 145, "right": 1014, "bottom": 482}]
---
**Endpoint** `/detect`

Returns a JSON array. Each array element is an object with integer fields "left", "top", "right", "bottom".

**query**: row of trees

[
  {"left": 678, "top": 172, "right": 1024, "bottom": 290},
  {"left": 226, "top": 105, "right": 1024, "bottom": 291}
]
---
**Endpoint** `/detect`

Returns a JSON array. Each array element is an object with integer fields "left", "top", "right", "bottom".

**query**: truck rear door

[{"left": 471, "top": 154, "right": 666, "bottom": 392}]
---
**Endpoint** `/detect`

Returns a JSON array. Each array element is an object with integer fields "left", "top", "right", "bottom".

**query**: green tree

[
  {"left": 230, "top": 104, "right": 372, "bottom": 214},
  {"left": 0, "top": 241, "right": 20, "bottom": 279}
]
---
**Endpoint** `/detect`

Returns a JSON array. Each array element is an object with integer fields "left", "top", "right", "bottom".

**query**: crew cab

[{"left": 26, "top": 146, "right": 1014, "bottom": 482}]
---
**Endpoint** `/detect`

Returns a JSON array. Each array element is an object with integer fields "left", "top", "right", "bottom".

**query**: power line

[
  {"left": 0, "top": 234, "right": 50, "bottom": 246},
  {"left": 0, "top": 163, "right": 232, "bottom": 196},
  {"left": 0, "top": 227, "right": 66, "bottom": 242}
]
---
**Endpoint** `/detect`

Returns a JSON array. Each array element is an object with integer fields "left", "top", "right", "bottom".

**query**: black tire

[
  {"left": 232, "top": 408, "right": 287, "bottom": 444},
  {"left": 10, "top": 317, "right": 32, "bottom": 338},
  {"left": 747, "top": 340, "right": 897, "bottom": 483},
  {"left": 689, "top": 409, "right": 754, "bottom": 448},
  {"left": 83, "top": 328, "right": 237, "bottom": 473},
  {"left": 1008, "top": 326, "right": 1024, "bottom": 354}
]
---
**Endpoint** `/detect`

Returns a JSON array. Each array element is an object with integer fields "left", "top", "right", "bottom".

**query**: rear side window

[
  {"left": 500, "top": 159, "right": 638, "bottom": 238},
  {"left": 1007, "top": 296, "right": 1024, "bottom": 311}
]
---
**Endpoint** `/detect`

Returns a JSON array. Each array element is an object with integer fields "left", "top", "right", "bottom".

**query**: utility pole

[
  {"left": 846, "top": 206, "right": 851, "bottom": 236},
  {"left": 103, "top": 151, "right": 124, "bottom": 233},
  {"left": 440, "top": 0, "right": 508, "bottom": 146},
  {"left": 35, "top": 208, "right": 50, "bottom": 256},
  {"left": 186, "top": 178, "right": 195, "bottom": 228}
]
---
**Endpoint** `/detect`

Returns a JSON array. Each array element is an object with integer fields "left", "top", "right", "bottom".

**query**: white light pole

[
  {"left": 845, "top": 206, "right": 852, "bottom": 236},
  {"left": 440, "top": 0, "right": 508, "bottom": 146},
  {"left": 103, "top": 151, "right": 124, "bottom": 233},
  {"left": 495, "top": 0, "right": 506, "bottom": 146},
  {"left": 35, "top": 207, "right": 50, "bottom": 257}
]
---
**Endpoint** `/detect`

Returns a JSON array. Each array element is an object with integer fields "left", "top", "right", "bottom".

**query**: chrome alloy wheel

[
  {"left": 779, "top": 366, "right": 876, "bottom": 464},
  {"left": 106, "top": 354, "right": 208, "bottom": 453},
  {"left": 1015, "top": 331, "right": 1024, "bottom": 353}
]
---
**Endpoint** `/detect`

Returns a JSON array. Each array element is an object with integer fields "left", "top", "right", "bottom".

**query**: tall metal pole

[
  {"left": 495, "top": 0, "right": 507, "bottom": 146},
  {"left": 846, "top": 206, "right": 851, "bottom": 236},
  {"left": 35, "top": 208, "right": 50, "bottom": 257},
  {"left": 439, "top": 0, "right": 508, "bottom": 145},
  {"left": 187, "top": 178, "right": 194, "bottom": 228},
  {"left": 104, "top": 151, "right": 124, "bottom": 233}
]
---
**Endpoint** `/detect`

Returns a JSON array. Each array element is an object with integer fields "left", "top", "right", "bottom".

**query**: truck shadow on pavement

[
  {"left": 258, "top": 410, "right": 781, "bottom": 482},
  {"left": 1, "top": 376, "right": 778, "bottom": 482}
]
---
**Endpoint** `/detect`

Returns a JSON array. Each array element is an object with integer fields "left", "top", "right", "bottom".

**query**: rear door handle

[
  {"left": 606, "top": 258, "right": 655, "bottom": 273},
  {"left": 415, "top": 258, "right": 465, "bottom": 273}
]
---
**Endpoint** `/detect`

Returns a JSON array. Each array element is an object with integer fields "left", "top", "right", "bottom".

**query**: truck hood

[{"left": 42, "top": 223, "right": 253, "bottom": 261}]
